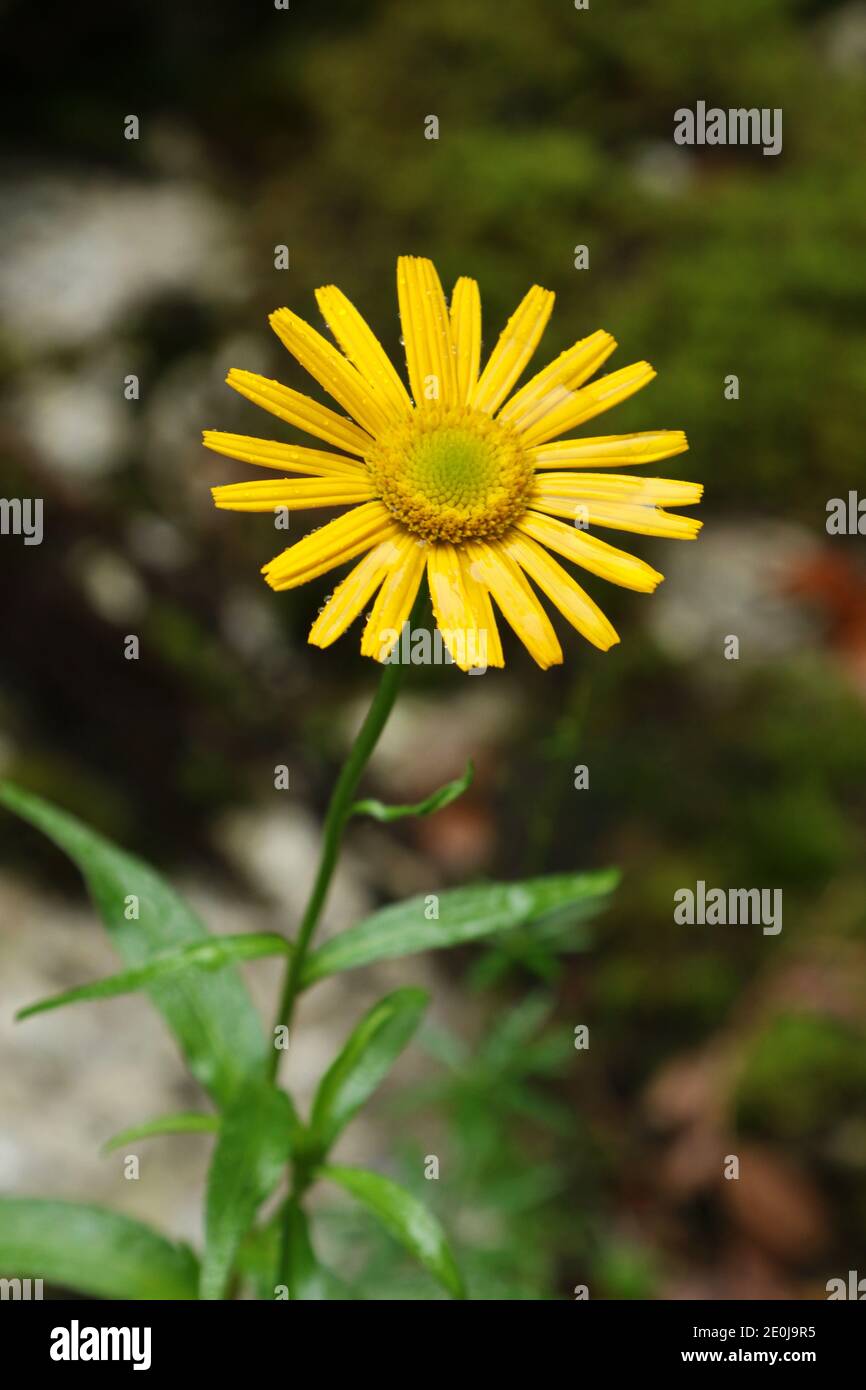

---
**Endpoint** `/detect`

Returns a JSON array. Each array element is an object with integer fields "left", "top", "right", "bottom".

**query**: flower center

[{"left": 365, "top": 406, "right": 535, "bottom": 542}]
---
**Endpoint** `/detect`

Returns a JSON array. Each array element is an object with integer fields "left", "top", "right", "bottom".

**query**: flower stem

[{"left": 268, "top": 655, "right": 406, "bottom": 1081}]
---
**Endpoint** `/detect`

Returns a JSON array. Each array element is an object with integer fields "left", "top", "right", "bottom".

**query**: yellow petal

[
  {"left": 360, "top": 533, "right": 427, "bottom": 661},
  {"left": 533, "top": 473, "right": 703, "bottom": 507},
  {"left": 263, "top": 502, "right": 396, "bottom": 591},
  {"left": 531, "top": 430, "right": 688, "bottom": 469},
  {"left": 519, "top": 361, "right": 656, "bottom": 448},
  {"left": 464, "top": 541, "right": 562, "bottom": 670},
  {"left": 498, "top": 331, "right": 616, "bottom": 431},
  {"left": 315, "top": 284, "right": 412, "bottom": 421},
  {"left": 458, "top": 549, "right": 504, "bottom": 668},
  {"left": 269, "top": 308, "right": 390, "bottom": 438},
  {"left": 426, "top": 543, "right": 503, "bottom": 671},
  {"left": 449, "top": 277, "right": 482, "bottom": 405},
  {"left": 227, "top": 369, "right": 373, "bottom": 457},
  {"left": 517, "top": 511, "right": 663, "bottom": 593},
  {"left": 212, "top": 476, "right": 374, "bottom": 512},
  {"left": 471, "top": 285, "right": 554, "bottom": 416},
  {"left": 502, "top": 532, "right": 619, "bottom": 653},
  {"left": 397, "top": 256, "right": 458, "bottom": 407},
  {"left": 203, "top": 431, "right": 366, "bottom": 478},
  {"left": 531, "top": 496, "right": 703, "bottom": 540},
  {"left": 309, "top": 535, "right": 405, "bottom": 648}
]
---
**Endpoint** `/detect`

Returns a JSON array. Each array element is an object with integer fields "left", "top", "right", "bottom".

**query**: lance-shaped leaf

[
  {"left": 351, "top": 761, "right": 473, "bottom": 823},
  {"left": 322, "top": 1165, "right": 465, "bottom": 1299},
  {"left": 280, "top": 1199, "right": 328, "bottom": 1300},
  {"left": 238, "top": 1204, "right": 345, "bottom": 1301},
  {"left": 301, "top": 870, "right": 619, "bottom": 987},
  {"left": 102, "top": 1112, "right": 220, "bottom": 1154},
  {"left": 0, "top": 1198, "right": 198, "bottom": 1300},
  {"left": 201, "top": 1082, "right": 297, "bottom": 1301},
  {"left": 236, "top": 1215, "right": 281, "bottom": 1301},
  {"left": 0, "top": 781, "right": 269, "bottom": 1106},
  {"left": 17, "top": 934, "right": 292, "bottom": 1021},
  {"left": 308, "top": 987, "right": 429, "bottom": 1157}
]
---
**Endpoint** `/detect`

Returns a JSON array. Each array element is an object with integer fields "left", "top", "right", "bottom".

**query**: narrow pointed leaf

[
  {"left": 281, "top": 1199, "right": 328, "bottom": 1300},
  {"left": 0, "top": 1198, "right": 198, "bottom": 1300},
  {"left": 236, "top": 1217, "right": 281, "bottom": 1300},
  {"left": 102, "top": 1112, "right": 220, "bottom": 1154},
  {"left": 239, "top": 1204, "right": 346, "bottom": 1300},
  {"left": 322, "top": 1165, "right": 465, "bottom": 1299},
  {"left": 351, "top": 761, "right": 473, "bottom": 822},
  {"left": 0, "top": 781, "right": 269, "bottom": 1105},
  {"left": 201, "top": 1082, "right": 297, "bottom": 1301},
  {"left": 309, "top": 987, "right": 428, "bottom": 1156},
  {"left": 301, "top": 870, "right": 619, "bottom": 987},
  {"left": 17, "top": 934, "right": 292, "bottom": 1020}
]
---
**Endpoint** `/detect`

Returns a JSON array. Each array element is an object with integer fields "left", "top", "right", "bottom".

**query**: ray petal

[
  {"left": 360, "top": 533, "right": 428, "bottom": 661},
  {"left": 532, "top": 473, "right": 704, "bottom": 507},
  {"left": 397, "top": 256, "right": 458, "bottom": 406},
  {"left": 427, "top": 542, "right": 503, "bottom": 671},
  {"left": 502, "top": 532, "right": 619, "bottom": 652},
  {"left": 449, "top": 276, "right": 482, "bottom": 405},
  {"left": 471, "top": 285, "right": 554, "bottom": 416},
  {"left": 315, "top": 284, "right": 412, "bottom": 420},
  {"left": 202, "top": 431, "right": 366, "bottom": 478},
  {"left": 498, "top": 330, "right": 617, "bottom": 430},
  {"left": 530, "top": 497, "right": 703, "bottom": 540},
  {"left": 519, "top": 361, "right": 656, "bottom": 448},
  {"left": 227, "top": 369, "right": 374, "bottom": 456},
  {"left": 464, "top": 540, "right": 562, "bottom": 670},
  {"left": 212, "top": 476, "right": 374, "bottom": 512},
  {"left": 458, "top": 549, "right": 504, "bottom": 668},
  {"left": 530, "top": 430, "right": 689, "bottom": 469},
  {"left": 516, "top": 511, "right": 663, "bottom": 593},
  {"left": 262, "top": 502, "right": 396, "bottom": 591},
  {"left": 309, "top": 535, "right": 407, "bottom": 649},
  {"left": 269, "top": 308, "right": 390, "bottom": 437}
]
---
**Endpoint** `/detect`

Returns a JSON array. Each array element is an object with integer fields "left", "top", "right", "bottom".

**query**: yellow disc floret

[{"left": 365, "top": 405, "right": 535, "bottom": 542}]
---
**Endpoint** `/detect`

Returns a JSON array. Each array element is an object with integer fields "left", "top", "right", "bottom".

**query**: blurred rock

[
  {"left": 647, "top": 520, "right": 821, "bottom": 667},
  {"left": 664, "top": 1242, "right": 799, "bottom": 1301},
  {"left": 212, "top": 803, "right": 371, "bottom": 936},
  {"left": 824, "top": 2, "right": 866, "bottom": 71},
  {"left": 645, "top": 1050, "right": 726, "bottom": 1132},
  {"left": 413, "top": 800, "right": 495, "bottom": 877},
  {"left": 0, "top": 176, "right": 247, "bottom": 354},
  {"left": 720, "top": 1144, "right": 830, "bottom": 1263},
  {"left": 15, "top": 357, "right": 133, "bottom": 479}
]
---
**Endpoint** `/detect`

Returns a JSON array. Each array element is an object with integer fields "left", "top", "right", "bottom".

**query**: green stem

[{"left": 268, "top": 655, "right": 406, "bottom": 1081}]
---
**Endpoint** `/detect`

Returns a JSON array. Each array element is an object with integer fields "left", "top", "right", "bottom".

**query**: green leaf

[
  {"left": 301, "top": 870, "right": 619, "bottom": 987},
  {"left": 0, "top": 1198, "right": 197, "bottom": 1300},
  {"left": 102, "top": 1112, "right": 220, "bottom": 1154},
  {"left": 17, "top": 933, "right": 292, "bottom": 1020},
  {"left": 0, "top": 780, "right": 269, "bottom": 1106},
  {"left": 201, "top": 1082, "right": 296, "bottom": 1301},
  {"left": 309, "top": 987, "right": 428, "bottom": 1157},
  {"left": 281, "top": 1199, "right": 328, "bottom": 1300},
  {"left": 236, "top": 1216, "right": 281, "bottom": 1300},
  {"left": 351, "top": 761, "right": 473, "bottom": 823},
  {"left": 239, "top": 1205, "right": 346, "bottom": 1301},
  {"left": 322, "top": 1165, "right": 464, "bottom": 1299}
]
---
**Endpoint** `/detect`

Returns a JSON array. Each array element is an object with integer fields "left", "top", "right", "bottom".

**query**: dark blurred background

[{"left": 2, "top": 0, "right": 866, "bottom": 1298}]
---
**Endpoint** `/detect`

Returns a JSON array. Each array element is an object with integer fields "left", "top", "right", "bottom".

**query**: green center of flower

[{"left": 365, "top": 405, "right": 535, "bottom": 542}]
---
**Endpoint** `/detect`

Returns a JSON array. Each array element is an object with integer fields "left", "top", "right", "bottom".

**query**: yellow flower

[{"left": 204, "top": 256, "right": 701, "bottom": 671}]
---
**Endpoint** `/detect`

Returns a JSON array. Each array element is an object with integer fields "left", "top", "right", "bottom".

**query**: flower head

[{"left": 204, "top": 257, "right": 701, "bottom": 670}]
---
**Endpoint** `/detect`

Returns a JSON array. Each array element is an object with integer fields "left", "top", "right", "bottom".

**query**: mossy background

[{"left": 2, "top": 0, "right": 866, "bottom": 1297}]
